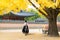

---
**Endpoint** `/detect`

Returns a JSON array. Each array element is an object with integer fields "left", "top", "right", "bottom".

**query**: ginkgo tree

[
  {"left": 0, "top": 0, "right": 28, "bottom": 15},
  {"left": 28, "top": 0, "right": 60, "bottom": 36},
  {"left": 0, "top": 0, "right": 60, "bottom": 36}
]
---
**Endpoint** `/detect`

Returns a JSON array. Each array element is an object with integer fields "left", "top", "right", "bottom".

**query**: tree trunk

[{"left": 48, "top": 17, "right": 59, "bottom": 36}]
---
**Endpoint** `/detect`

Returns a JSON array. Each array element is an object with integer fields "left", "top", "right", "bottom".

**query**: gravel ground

[
  {"left": 0, "top": 32, "right": 60, "bottom": 40},
  {"left": 0, "top": 22, "right": 60, "bottom": 40}
]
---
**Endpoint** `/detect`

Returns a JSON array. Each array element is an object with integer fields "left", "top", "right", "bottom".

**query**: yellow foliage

[
  {"left": 0, "top": 0, "right": 60, "bottom": 15},
  {"left": 37, "top": 0, "right": 60, "bottom": 8},
  {"left": 55, "top": 0, "right": 60, "bottom": 8},
  {"left": 38, "top": 0, "right": 56, "bottom": 8},
  {"left": 36, "top": 0, "right": 60, "bottom": 15},
  {"left": 0, "top": 0, "right": 28, "bottom": 15}
]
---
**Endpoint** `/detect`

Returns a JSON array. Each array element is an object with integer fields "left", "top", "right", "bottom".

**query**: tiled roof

[{"left": 11, "top": 11, "right": 35, "bottom": 17}]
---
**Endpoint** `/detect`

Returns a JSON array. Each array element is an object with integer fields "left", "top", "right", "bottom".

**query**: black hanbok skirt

[{"left": 22, "top": 25, "right": 29, "bottom": 33}]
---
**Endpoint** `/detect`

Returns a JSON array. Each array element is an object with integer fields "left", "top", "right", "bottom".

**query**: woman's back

[{"left": 22, "top": 20, "right": 29, "bottom": 34}]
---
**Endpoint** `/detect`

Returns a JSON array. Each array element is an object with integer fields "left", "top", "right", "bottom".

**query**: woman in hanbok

[{"left": 22, "top": 20, "right": 29, "bottom": 36}]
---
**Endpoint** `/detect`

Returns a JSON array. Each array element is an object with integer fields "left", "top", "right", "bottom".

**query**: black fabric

[{"left": 22, "top": 25, "right": 29, "bottom": 33}]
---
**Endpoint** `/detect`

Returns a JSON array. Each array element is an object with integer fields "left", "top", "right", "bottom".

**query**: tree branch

[
  {"left": 43, "top": 7, "right": 52, "bottom": 17},
  {"left": 28, "top": 0, "right": 48, "bottom": 18},
  {"left": 55, "top": 8, "right": 60, "bottom": 16}
]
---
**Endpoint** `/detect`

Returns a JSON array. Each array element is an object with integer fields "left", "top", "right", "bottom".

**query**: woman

[{"left": 22, "top": 20, "right": 29, "bottom": 36}]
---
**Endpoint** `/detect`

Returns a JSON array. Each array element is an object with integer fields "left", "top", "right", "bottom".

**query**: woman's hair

[{"left": 25, "top": 20, "right": 27, "bottom": 22}]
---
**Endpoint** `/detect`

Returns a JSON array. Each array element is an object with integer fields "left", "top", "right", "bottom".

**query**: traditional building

[{"left": 2, "top": 12, "right": 35, "bottom": 20}]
